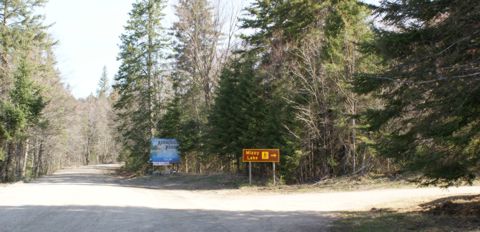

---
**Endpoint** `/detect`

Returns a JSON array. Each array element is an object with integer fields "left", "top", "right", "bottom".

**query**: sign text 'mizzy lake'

[{"left": 242, "top": 149, "right": 280, "bottom": 163}]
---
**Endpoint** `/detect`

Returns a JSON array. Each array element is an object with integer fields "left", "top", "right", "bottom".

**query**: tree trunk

[
  {"left": 35, "top": 142, "right": 43, "bottom": 177},
  {"left": 361, "top": 150, "right": 367, "bottom": 175},
  {"left": 85, "top": 137, "right": 90, "bottom": 165},
  {"left": 21, "top": 139, "right": 29, "bottom": 179},
  {"left": 1, "top": 142, "right": 9, "bottom": 182},
  {"left": 14, "top": 141, "right": 23, "bottom": 180},
  {"left": 31, "top": 138, "right": 38, "bottom": 177},
  {"left": 352, "top": 116, "right": 356, "bottom": 174},
  {"left": 4, "top": 142, "right": 14, "bottom": 182},
  {"left": 236, "top": 154, "right": 241, "bottom": 173}
]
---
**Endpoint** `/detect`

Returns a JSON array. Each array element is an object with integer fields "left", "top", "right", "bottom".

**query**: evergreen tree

[
  {"left": 207, "top": 54, "right": 262, "bottom": 171},
  {"left": 0, "top": 0, "right": 49, "bottom": 181},
  {"left": 238, "top": 0, "right": 315, "bottom": 180},
  {"left": 157, "top": 78, "right": 182, "bottom": 140},
  {"left": 172, "top": 0, "right": 220, "bottom": 109},
  {"left": 162, "top": 0, "right": 221, "bottom": 173},
  {"left": 0, "top": 0, "right": 47, "bottom": 97},
  {"left": 97, "top": 66, "right": 109, "bottom": 97},
  {"left": 0, "top": 0, "right": 120, "bottom": 182},
  {"left": 241, "top": 0, "right": 321, "bottom": 52},
  {"left": 113, "top": 0, "right": 168, "bottom": 170},
  {"left": 314, "top": 0, "right": 376, "bottom": 176},
  {"left": 233, "top": 0, "right": 377, "bottom": 182},
  {"left": 355, "top": 0, "right": 480, "bottom": 186}
]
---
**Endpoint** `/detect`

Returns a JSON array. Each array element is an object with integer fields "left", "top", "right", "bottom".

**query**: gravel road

[{"left": 0, "top": 165, "right": 478, "bottom": 232}]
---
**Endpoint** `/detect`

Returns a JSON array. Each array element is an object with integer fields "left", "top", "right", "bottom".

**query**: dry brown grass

[
  {"left": 331, "top": 194, "right": 480, "bottom": 232},
  {"left": 239, "top": 174, "right": 417, "bottom": 193}
]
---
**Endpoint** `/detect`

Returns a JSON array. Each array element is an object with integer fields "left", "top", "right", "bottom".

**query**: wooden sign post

[{"left": 242, "top": 149, "right": 280, "bottom": 185}]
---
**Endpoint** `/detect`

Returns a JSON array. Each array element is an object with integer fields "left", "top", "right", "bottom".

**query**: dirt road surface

[{"left": 0, "top": 165, "right": 478, "bottom": 232}]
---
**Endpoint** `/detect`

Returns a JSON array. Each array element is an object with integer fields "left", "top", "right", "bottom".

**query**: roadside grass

[
  {"left": 115, "top": 170, "right": 249, "bottom": 190},
  {"left": 157, "top": 173, "right": 247, "bottom": 189},
  {"left": 115, "top": 170, "right": 425, "bottom": 192},
  {"left": 239, "top": 174, "right": 418, "bottom": 193},
  {"left": 115, "top": 167, "right": 478, "bottom": 193},
  {"left": 331, "top": 194, "right": 480, "bottom": 232}
]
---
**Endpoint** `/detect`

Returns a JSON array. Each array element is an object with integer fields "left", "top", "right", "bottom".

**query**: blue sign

[{"left": 150, "top": 138, "right": 181, "bottom": 166}]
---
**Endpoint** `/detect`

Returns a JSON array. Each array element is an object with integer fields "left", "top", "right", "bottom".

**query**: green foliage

[
  {"left": 206, "top": 50, "right": 299, "bottom": 177},
  {"left": 157, "top": 92, "right": 201, "bottom": 155},
  {"left": 207, "top": 55, "right": 264, "bottom": 166},
  {"left": 113, "top": 0, "right": 168, "bottom": 170},
  {"left": 11, "top": 59, "right": 45, "bottom": 124},
  {"left": 97, "top": 66, "right": 109, "bottom": 97},
  {"left": 241, "top": 0, "right": 323, "bottom": 50},
  {"left": 0, "top": 101, "right": 25, "bottom": 140},
  {"left": 236, "top": 0, "right": 378, "bottom": 182},
  {"left": 158, "top": 96, "right": 181, "bottom": 138},
  {"left": 356, "top": 0, "right": 480, "bottom": 186},
  {"left": 0, "top": 0, "right": 52, "bottom": 182},
  {"left": 156, "top": 0, "right": 221, "bottom": 171},
  {"left": 0, "top": 57, "right": 45, "bottom": 141}
]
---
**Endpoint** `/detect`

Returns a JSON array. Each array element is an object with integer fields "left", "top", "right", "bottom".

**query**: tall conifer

[
  {"left": 356, "top": 0, "right": 480, "bottom": 186},
  {"left": 113, "top": 0, "right": 168, "bottom": 170}
]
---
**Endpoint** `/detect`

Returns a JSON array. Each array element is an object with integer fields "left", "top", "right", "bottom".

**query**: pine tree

[
  {"left": 315, "top": 0, "right": 377, "bottom": 176},
  {"left": 97, "top": 66, "right": 109, "bottom": 97},
  {"left": 233, "top": 0, "right": 377, "bottom": 182},
  {"left": 172, "top": 0, "right": 220, "bottom": 109},
  {"left": 0, "top": 58, "right": 45, "bottom": 181},
  {"left": 162, "top": 0, "right": 221, "bottom": 173},
  {"left": 0, "top": 0, "right": 45, "bottom": 96},
  {"left": 355, "top": 0, "right": 480, "bottom": 186},
  {"left": 157, "top": 76, "right": 182, "bottom": 140},
  {"left": 241, "top": 0, "right": 321, "bottom": 52},
  {"left": 208, "top": 55, "right": 258, "bottom": 171},
  {"left": 237, "top": 0, "right": 315, "bottom": 179},
  {"left": 113, "top": 0, "right": 168, "bottom": 170},
  {"left": 0, "top": 0, "right": 49, "bottom": 181},
  {"left": 0, "top": 0, "right": 107, "bottom": 182}
]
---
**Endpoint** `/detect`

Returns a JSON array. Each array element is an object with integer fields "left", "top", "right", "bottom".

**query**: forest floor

[
  {"left": 0, "top": 164, "right": 478, "bottom": 232},
  {"left": 116, "top": 168, "right": 418, "bottom": 192}
]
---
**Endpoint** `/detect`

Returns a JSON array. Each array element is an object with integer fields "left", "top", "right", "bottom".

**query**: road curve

[{"left": 0, "top": 165, "right": 478, "bottom": 232}]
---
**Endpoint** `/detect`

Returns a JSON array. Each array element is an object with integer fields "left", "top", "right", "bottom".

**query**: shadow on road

[{"left": 0, "top": 205, "right": 334, "bottom": 232}]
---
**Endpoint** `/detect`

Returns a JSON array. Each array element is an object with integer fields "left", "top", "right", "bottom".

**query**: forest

[{"left": 0, "top": 0, "right": 478, "bottom": 187}]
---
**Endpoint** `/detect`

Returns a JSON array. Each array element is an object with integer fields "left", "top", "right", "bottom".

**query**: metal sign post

[
  {"left": 242, "top": 149, "right": 280, "bottom": 185},
  {"left": 273, "top": 162, "right": 276, "bottom": 185},
  {"left": 249, "top": 162, "right": 252, "bottom": 185}
]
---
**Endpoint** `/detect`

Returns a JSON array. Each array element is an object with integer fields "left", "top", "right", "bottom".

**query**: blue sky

[
  {"left": 44, "top": 0, "right": 135, "bottom": 98},
  {"left": 43, "top": 0, "right": 378, "bottom": 99}
]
